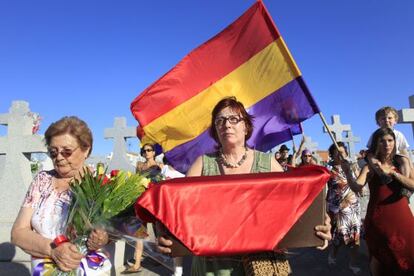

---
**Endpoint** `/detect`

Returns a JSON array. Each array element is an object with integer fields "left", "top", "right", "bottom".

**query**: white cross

[
  {"left": 104, "top": 117, "right": 137, "bottom": 172},
  {"left": 302, "top": 135, "right": 319, "bottom": 152},
  {"left": 343, "top": 131, "right": 361, "bottom": 161},
  {"left": 0, "top": 101, "right": 47, "bottom": 182},
  {"left": 398, "top": 95, "right": 414, "bottom": 138},
  {"left": 323, "top": 114, "right": 351, "bottom": 142},
  {"left": 0, "top": 101, "right": 47, "bottom": 245}
]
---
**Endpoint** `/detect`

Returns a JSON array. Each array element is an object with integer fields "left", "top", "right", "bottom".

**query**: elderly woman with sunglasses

[
  {"left": 11, "top": 116, "right": 111, "bottom": 274},
  {"left": 158, "top": 97, "right": 332, "bottom": 276}
]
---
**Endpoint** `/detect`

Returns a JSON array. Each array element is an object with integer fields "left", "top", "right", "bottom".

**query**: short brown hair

[
  {"left": 375, "top": 106, "right": 398, "bottom": 125},
  {"left": 210, "top": 97, "right": 254, "bottom": 144},
  {"left": 44, "top": 116, "right": 93, "bottom": 157}
]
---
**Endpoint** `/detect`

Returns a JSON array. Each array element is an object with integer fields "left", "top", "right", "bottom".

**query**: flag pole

[
  {"left": 289, "top": 128, "right": 296, "bottom": 151},
  {"left": 318, "top": 112, "right": 340, "bottom": 151}
]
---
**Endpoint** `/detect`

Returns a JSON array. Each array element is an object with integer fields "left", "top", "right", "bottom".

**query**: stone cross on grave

[
  {"left": 302, "top": 135, "right": 319, "bottom": 153},
  {"left": 323, "top": 114, "right": 351, "bottom": 142},
  {"left": 104, "top": 117, "right": 137, "bottom": 173},
  {"left": 0, "top": 101, "right": 47, "bottom": 261},
  {"left": 343, "top": 131, "right": 361, "bottom": 161},
  {"left": 398, "top": 95, "right": 414, "bottom": 139}
]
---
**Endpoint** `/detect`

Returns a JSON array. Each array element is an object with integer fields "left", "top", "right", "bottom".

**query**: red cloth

[
  {"left": 135, "top": 166, "right": 330, "bottom": 256},
  {"left": 365, "top": 173, "right": 414, "bottom": 273}
]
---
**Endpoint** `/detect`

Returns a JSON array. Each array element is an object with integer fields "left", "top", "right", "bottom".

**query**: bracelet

[
  {"left": 391, "top": 171, "right": 399, "bottom": 178},
  {"left": 51, "top": 235, "right": 69, "bottom": 249}
]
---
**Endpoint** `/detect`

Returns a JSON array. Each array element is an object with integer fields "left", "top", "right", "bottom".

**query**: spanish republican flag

[{"left": 131, "top": 1, "right": 319, "bottom": 172}]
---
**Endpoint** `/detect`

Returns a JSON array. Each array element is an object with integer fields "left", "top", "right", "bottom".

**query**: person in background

[
  {"left": 277, "top": 144, "right": 292, "bottom": 171},
  {"left": 11, "top": 116, "right": 111, "bottom": 274},
  {"left": 342, "top": 127, "right": 414, "bottom": 275},
  {"left": 297, "top": 149, "right": 316, "bottom": 167},
  {"left": 136, "top": 143, "right": 163, "bottom": 180},
  {"left": 326, "top": 142, "right": 361, "bottom": 275},
  {"left": 123, "top": 143, "right": 164, "bottom": 273},
  {"left": 157, "top": 96, "right": 332, "bottom": 275},
  {"left": 274, "top": 151, "right": 281, "bottom": 161},
  {"left": 367, "top": 106, "right": 409, "bottom": 157},
  {"left": 290, "top": 136, "right": 308, "bottom": 167}
]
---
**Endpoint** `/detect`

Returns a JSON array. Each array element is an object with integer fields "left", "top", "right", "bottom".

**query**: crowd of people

[
  {"left": 274, "top": 106, "right": 414, "bottom": 275},
  {"left": 11, "top": 99, "right": 413, "bottom": 275}
]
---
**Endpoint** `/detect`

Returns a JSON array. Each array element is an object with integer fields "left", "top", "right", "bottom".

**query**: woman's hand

[
  {"left": 87, "top": 228, "right": 109, "bottom": 251},
  {"left": 157, "top": 236, "right": 173, "bottom": 254},
  {"left": 315, "top": 213, "right": 332, "bottom": 250},
  {"left": 51, "top": 242, "right": 83, "bottom": 271}
]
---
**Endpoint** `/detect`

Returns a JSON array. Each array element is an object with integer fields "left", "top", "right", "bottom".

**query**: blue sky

[{"left": 1, "top": 0, "right": 413, "bottom": 156}]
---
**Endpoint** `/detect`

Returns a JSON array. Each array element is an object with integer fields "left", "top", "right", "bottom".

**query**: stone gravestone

[
  {"left": 323, "top": 114, "right": 351, "bottom": 142},
  {"left": 398, "top": 95, "right": 414, "bottom": 139},
  {"left": 104, "top": 117, "right": 137, "bottom": 173},
  {"left": 342, "top": 131, "right": 361, "bottom": 161},
  {"left": 0, "top": 101, "right": 46, "bottom": 272},
  {"left": 398, "top": 94, "right": 414, "bottom": 212},
  {"left": 323, "top": 114, "right": 361, "bottom": 159},
  {"left": 302, "top": 135, "right": 318, "bottom": 152}
]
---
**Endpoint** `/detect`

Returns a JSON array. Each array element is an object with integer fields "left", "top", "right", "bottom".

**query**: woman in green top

[{"left": 159, "top": 97, "right": 332, "bottom": 275}]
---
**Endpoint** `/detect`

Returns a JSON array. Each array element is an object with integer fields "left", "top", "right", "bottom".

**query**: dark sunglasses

[
  {"left": 48, "top": 146, "right": 79, "bottom": 158},
  {"left": 214, "top": 115, "right": 243, "bottom": 126},
  {"left": 141, "top": 148, "right": 154, "bottom": 154},
  {"left": 304, "top": 155, "right": 312, "bottom": 157}
]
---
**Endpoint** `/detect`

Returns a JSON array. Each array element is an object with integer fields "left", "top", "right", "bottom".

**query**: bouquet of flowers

[{"left": 48, "top": 169, "right": 157, "bottom": 275}]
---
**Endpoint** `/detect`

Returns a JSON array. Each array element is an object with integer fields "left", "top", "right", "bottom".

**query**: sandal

[{"left": 121, "top": 265, "right": 143, "bottom": 274}]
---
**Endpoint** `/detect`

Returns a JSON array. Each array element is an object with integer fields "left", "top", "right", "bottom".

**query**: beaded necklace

[{"left": 219, "top": 147, "right": 248, "bottom": 168}]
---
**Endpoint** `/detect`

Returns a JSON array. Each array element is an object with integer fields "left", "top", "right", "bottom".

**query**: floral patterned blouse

[{"left": 23, "top": 170, "right": 71, "bottom": 239}]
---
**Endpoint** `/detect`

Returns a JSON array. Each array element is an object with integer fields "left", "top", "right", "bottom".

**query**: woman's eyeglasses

[
  {"left": 142, "top": 148, "right": 154, "bottom": 153},
  {"left": 214, "top": 115, "right": 243, "bottom": 126},
  {"left": 48, "top": 146, "right": 79, "bottom": 158}
]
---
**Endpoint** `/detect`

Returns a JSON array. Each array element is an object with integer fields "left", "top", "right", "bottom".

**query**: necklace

[{"left": 219, "top": 147, "right": 248, "bottom": 168}]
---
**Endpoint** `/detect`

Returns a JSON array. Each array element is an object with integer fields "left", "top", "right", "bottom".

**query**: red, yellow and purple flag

[{"left": 131, "top": 1, "right": 319, "bottom": 172}]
